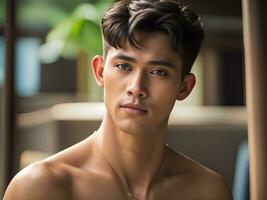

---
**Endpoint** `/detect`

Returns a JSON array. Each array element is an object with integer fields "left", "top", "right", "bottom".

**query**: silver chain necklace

[{"left": 94, "top": 134, "right": 167, "bottom": 200}]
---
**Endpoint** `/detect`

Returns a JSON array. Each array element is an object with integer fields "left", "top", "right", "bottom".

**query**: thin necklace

[{"left": 94, "top": 133, "right": 167, "bottom": 200}]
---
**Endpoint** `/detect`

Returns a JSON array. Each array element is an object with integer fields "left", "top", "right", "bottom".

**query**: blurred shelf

[{"left": 17, "top": 102, "right": 247, "bottom": 129}]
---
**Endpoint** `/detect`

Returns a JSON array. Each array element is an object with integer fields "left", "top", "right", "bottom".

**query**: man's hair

[{"left": 101, "top": 0, "right": 204, "bottom": 77}]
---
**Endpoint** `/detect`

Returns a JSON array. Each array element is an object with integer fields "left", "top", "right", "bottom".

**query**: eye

[
  {"left": 150, "top": 69, "right": 168, "bottom": 77},
  {"left": 116, "top": 63, "right": 131, "bottom": 71}
]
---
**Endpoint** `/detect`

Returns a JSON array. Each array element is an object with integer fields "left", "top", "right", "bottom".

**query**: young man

[{"left": 4, "top": 0, "right": 233, "bottom": 199}]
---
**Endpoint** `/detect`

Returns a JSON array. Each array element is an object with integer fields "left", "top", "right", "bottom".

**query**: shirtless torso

[{"left": 4, "top": 131, "right": 232, "bottom": 200}]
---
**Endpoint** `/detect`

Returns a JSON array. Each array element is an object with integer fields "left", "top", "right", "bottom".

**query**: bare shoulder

[
  {"left": 3, "top": 160, "right": 73, "bottom": 200},
  {"left": 3, "top": 135, "right": 96, "bottom": 200},
  {"left": 191, "top": 164, "right": 233, "bottom": 200},
  {"left": 165, "top": 147, "right": 233, "bottom": 200}
]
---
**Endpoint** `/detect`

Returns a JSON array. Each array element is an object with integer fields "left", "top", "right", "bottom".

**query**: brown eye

[
  {"left": 151, "top": 69, "right": 168, "bottom": 77},
  {"left": 116, "top": 64, "right": 131, "bottom": 71}
]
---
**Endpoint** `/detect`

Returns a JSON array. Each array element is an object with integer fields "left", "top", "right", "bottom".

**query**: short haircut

[{"left": 101, "top": 0, "right": 204, "bottom": 77}]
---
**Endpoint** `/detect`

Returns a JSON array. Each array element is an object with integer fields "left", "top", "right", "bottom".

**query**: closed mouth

[{"left": 121, "top": 103, "right": 148, "bottom": 113}]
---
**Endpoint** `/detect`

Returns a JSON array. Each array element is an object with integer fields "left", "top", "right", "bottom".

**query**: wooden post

[
  {"left": 2, "top": 0, "right": 16, "bottom": 195},
  {"left": 242, "top": 0, "right": 267, "bottom": 199}
]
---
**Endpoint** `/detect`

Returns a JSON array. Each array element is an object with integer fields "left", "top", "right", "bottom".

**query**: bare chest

[{"left": 69, "top": 172, "right": 201, "bottom": 200}]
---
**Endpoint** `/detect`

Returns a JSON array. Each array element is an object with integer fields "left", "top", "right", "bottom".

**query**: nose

[{"left": 126, "top": 71, "right": 148, "bottom": 99}]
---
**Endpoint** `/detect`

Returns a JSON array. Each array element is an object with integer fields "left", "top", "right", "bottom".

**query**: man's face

[{"left": 101, "top": 32, "right": 185, "bottom": 134}]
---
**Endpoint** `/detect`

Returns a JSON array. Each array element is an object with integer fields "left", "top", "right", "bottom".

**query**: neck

[{"left": 95, "top": 112, "right": 168, "bottom": 198}]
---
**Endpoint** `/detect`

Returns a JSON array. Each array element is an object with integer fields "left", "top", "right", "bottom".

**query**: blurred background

[{"left": 0, "top": 0, "right": 248, "bottom": 199}]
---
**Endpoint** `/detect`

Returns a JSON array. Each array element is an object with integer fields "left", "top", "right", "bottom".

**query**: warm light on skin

[{"left": 92, "top": 32, "right": 196, "bottom": 135}]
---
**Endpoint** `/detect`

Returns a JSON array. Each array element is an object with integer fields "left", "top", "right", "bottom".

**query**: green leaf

[
  {"left": 69, "top": 18, "right": 84, "bottom": 40},
  {"left": 40, "top": 2, "right": 106, "bottom": 62},
  {"left": 39, "top": 40, "right": 64, "bottom": 63},
  {"left": 79, "top": 20, "right": 102, "bottom": 55},
  {"left": 61, "top": 39, "right": 79, "bottom": 59},
  {"left": 46, "top": 17, "right": 74, "bottom": 42}
]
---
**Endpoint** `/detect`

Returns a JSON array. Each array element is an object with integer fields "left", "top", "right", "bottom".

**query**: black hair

[{"left": 101, "top": 0, "right": 204, "bottom": 77}]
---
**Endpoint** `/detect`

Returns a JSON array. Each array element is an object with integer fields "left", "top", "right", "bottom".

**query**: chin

[{"left": 117, "top": 120, "right": 150, "bottom": 135}]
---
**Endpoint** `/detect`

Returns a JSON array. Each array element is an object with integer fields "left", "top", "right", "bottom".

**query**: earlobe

[
  {"left": 177, "top": 73, "right": 196, "bottom": 101},
  {"left": 92, "top": 55, "right": 104, "bottom": 86}
]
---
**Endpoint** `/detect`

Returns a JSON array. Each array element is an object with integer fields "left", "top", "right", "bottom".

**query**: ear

[
  {"left": 177, "top": 73, "right": 196, "bottom": 101},
  {"left": 92, "top": 55, "right": 104, "bottom": 86}
]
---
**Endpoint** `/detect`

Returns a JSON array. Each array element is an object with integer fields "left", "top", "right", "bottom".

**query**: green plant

[
  {"left": 40, "top": 2, "right": 112, "bottom": 101},
  {"left": 40, "top": 3, "right": 106, "bottom": 63}
]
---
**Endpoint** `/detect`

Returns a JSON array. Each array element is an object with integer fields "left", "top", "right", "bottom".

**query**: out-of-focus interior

[{"left": 0, "top": 0, "right": 249, "bottom": 199}]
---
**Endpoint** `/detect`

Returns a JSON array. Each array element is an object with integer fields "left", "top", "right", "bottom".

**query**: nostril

[
  {"left": 127, "top": 90, "right": 146, "bottom": 98},
  {"left": 139, "top": 92, "right": 144, "bottom": 98},
  {"left": 127, "top": 91, "right": 132, "bottom": 96},
  {"left": 126, "top": 83, "right": 147, "bottom": 98}
]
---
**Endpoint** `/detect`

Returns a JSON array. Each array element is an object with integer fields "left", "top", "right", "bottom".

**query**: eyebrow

[
  {"left": 148, "top": 60, "right": 175, "bottom": 68},
  {"left": 113, "top": 53, "right": 137, "bottom": 63},
  {"left": 112, "top": 53, "right": 176, "bottom": 69}
]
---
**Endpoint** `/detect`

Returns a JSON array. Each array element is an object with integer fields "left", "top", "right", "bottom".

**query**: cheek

[
  {"left": 160, "top": 92, "right": 177, "bottom": 109},
  {"left": 103, "top": 68, "right": 124, "bottom": 102},
  {"left": 103, "top": 71, "right": 114, "bottom": 98},
  {"left": 152, "top": 80, "right": 178, "bottom": 99},
  {"left": 151, "top": 83, "right": 178, "bottom": 111}
]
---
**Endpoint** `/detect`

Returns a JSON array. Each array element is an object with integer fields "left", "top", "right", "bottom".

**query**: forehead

[{"left": 106, "top": 32, "right": 182, "bottom": 66}]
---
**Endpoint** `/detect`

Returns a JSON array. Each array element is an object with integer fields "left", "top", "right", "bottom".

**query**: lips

[{"left": 120, "top": 103, "right": 148, "bottom": 114}]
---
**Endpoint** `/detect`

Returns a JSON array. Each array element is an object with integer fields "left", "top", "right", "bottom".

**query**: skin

[{"left": 3, "top": 32, "right": 233, "bottom": 200}]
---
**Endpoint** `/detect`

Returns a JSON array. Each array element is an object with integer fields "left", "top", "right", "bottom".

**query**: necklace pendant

[{"left": 128, "top": 192, "right": 135, "bottom": 200}]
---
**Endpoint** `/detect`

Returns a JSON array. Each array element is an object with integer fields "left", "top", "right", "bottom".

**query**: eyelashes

[
  {"left": 116, "top": 63, "right": 131, "bottom": 71},
  {"left": 115, "top": 63, "right": 168, "bottom": 77},
  {"left": 150, "top": 69, "right": 168, "bottom": 77}
]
